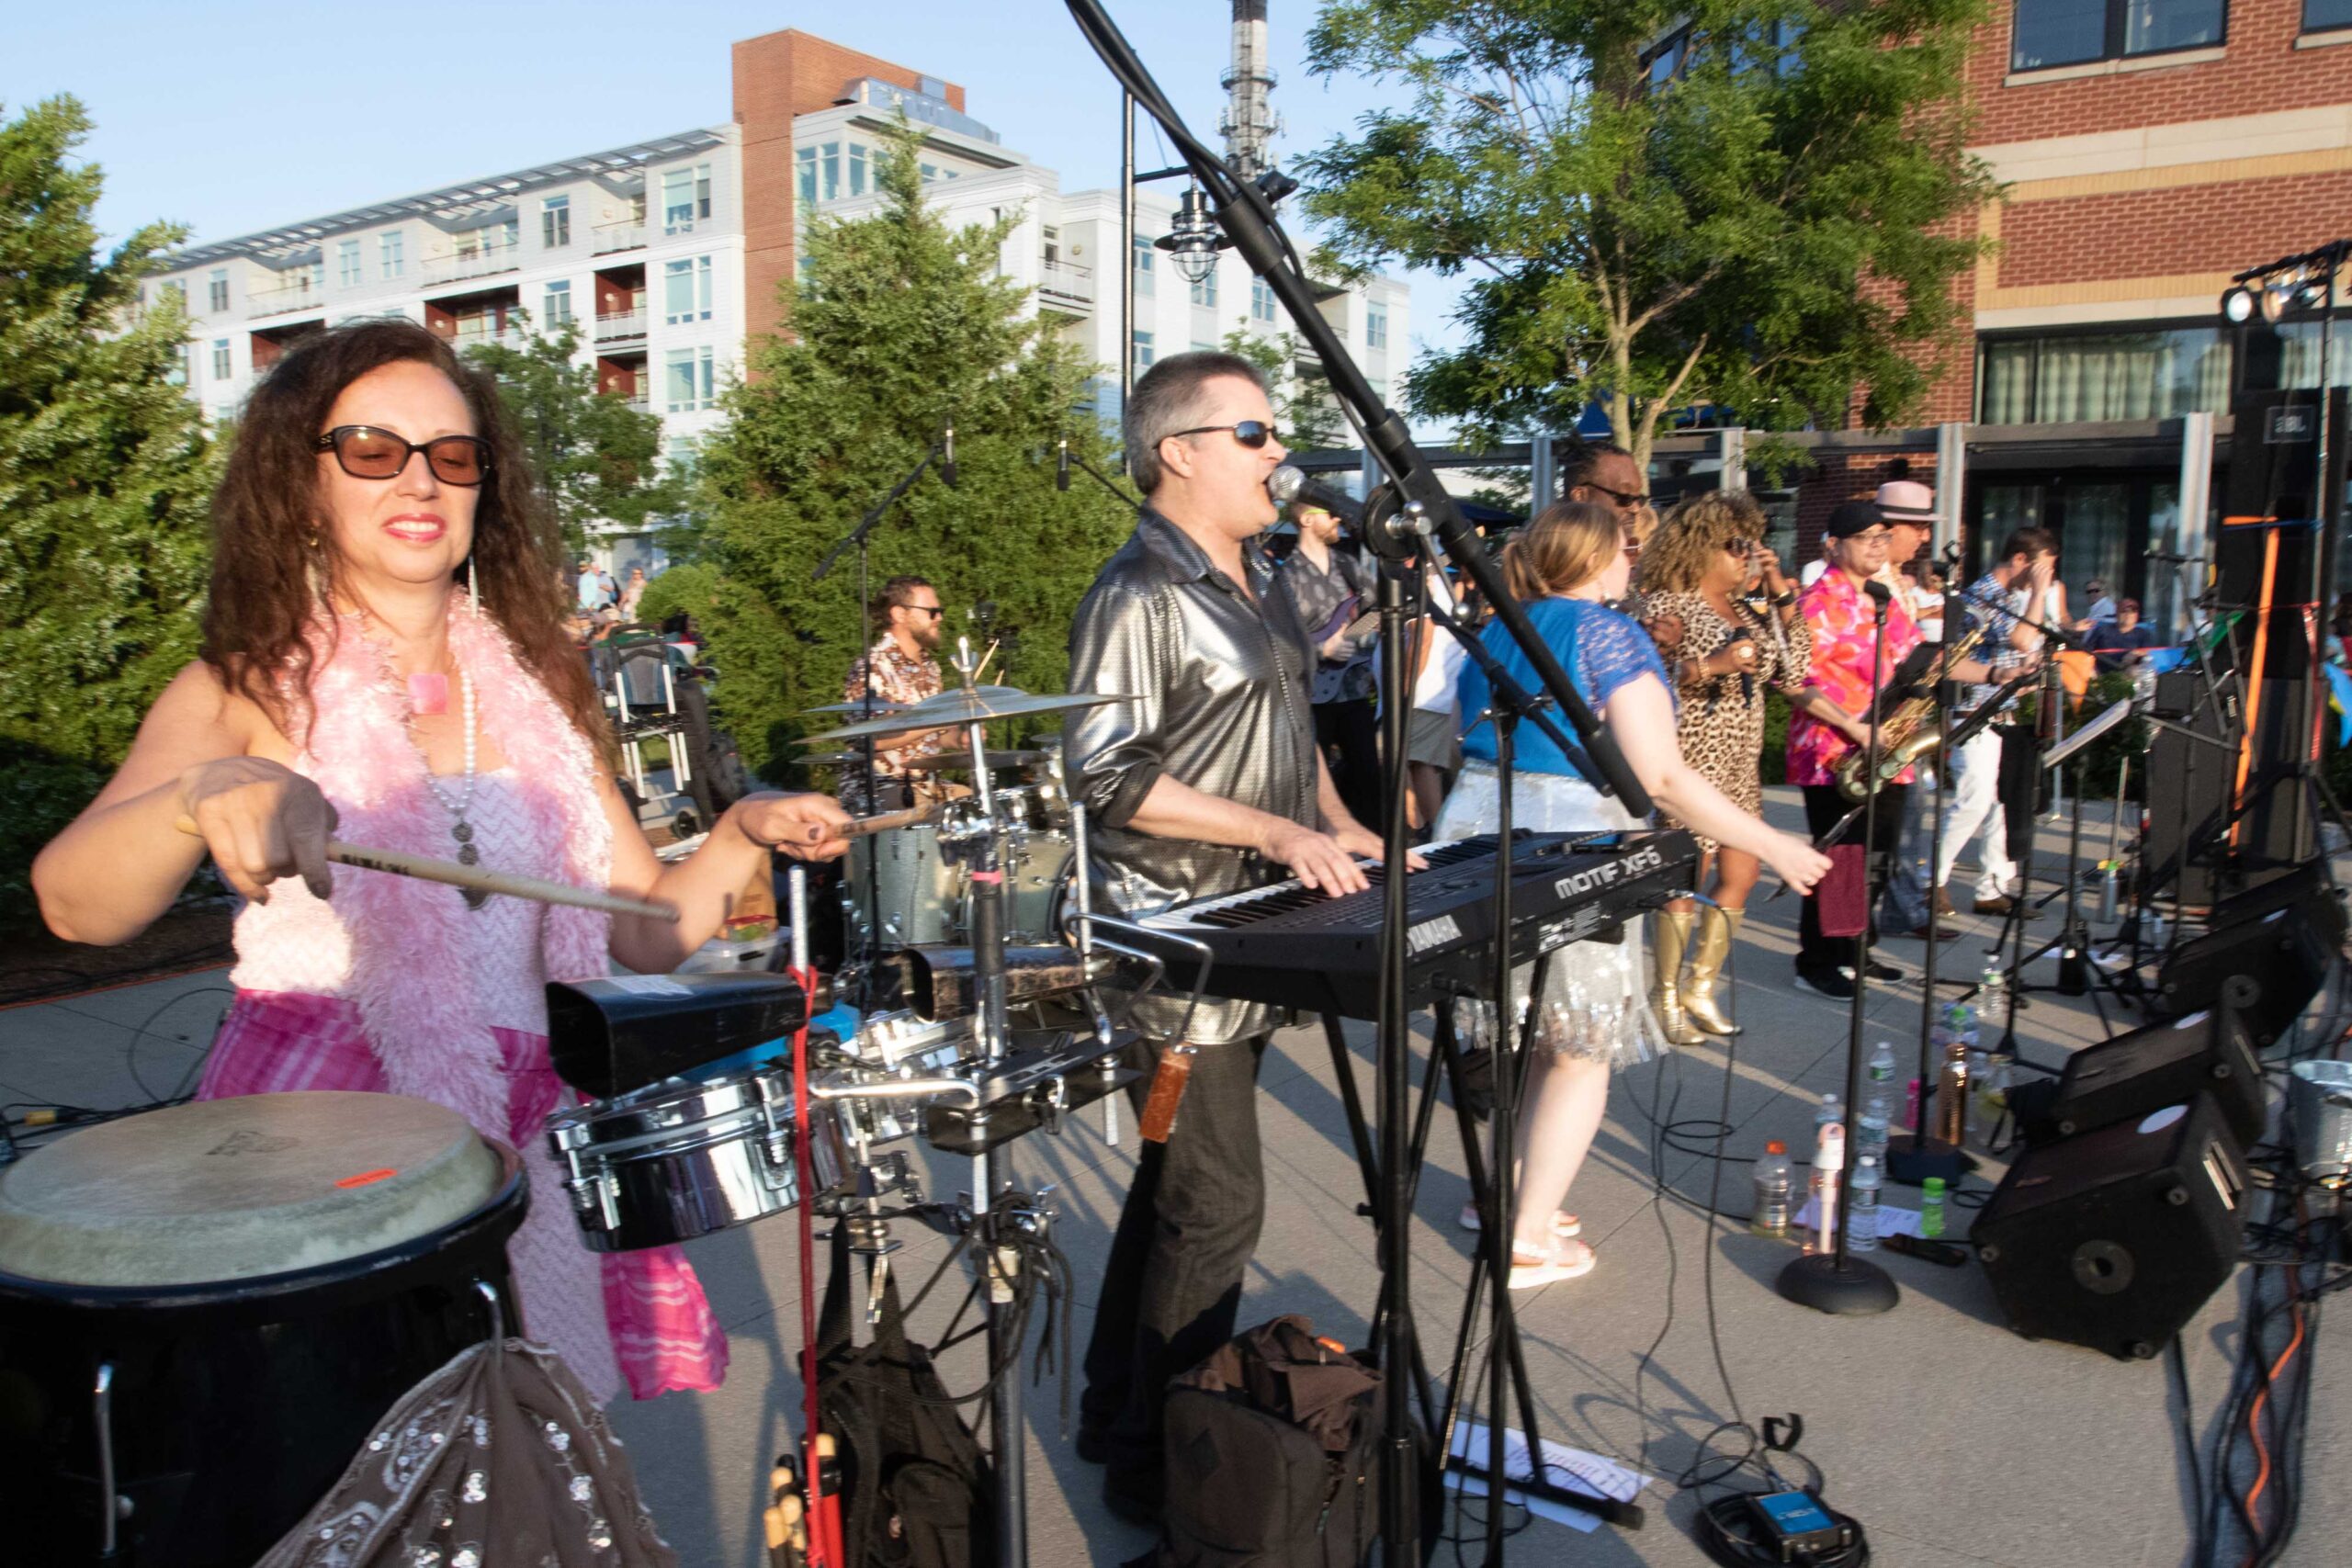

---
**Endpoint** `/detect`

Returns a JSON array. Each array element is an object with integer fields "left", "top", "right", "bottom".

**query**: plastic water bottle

[
  {"left": 1750, "top": 1140, "right": 1793, "bottom": 1240},
  {"left": 1919, "top": 1177, "right": 1947, "bottom": 1239},
  {"left": 1859, "top": 1043, "right": 1896, "bottom": 1165},
  {"left": 1806, "top": 1123, "right": 1846, "bottom": 1255},
  {"left": 1975, "top": 969, "right": 2005, "bottom": 1032},
  {"left": 1973, "top": 1052, "right": 2015, "bottom": 1149},
  {"left": 1815, "top": 1091, "right": 1843, "bottom": 1135},
  {"left": 1849, "top": 1154, "right": 1883, "bottom": 1252}
]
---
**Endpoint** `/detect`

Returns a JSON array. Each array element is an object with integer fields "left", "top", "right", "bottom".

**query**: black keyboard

[{"left": 1141, "top": 829, "right": 1698, "bottom": 1019}]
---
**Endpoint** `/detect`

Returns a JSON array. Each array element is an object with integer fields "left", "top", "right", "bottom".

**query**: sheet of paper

[
  {"left": 1443, "top": 1420, "right": 1649, "bottom": 1533},
  {"left": 603, "top": 974, "right": 695, "bottom": 997},
  {"left": 1792, "top": 1197, "right": 1925, "bottom": 1239}
]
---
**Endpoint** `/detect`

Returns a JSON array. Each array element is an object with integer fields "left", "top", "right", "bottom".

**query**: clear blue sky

[{"left": 5, "top": 1, "right": 1469, "bottom": 369}]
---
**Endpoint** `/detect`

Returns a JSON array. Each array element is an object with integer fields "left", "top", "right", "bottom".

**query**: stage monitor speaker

[
  {"left": 2155, "top": 859, "right": 2345, "bottom": 1048},
  {"left": 1974, "top": 1094, "right": 2249, "bottom": 1360},
  {"left": 2019, "top": 1006, "right": 2265, "bottom": 1152}
]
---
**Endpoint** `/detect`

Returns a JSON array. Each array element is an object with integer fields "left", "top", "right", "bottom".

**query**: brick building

[{"left": 1762, "top": 0, "right": 2352, "bottom": 615}]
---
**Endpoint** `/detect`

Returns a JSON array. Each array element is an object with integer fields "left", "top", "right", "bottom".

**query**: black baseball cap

[{"left": 1824, "top": 500, "right": 1884, "bottom": 540}]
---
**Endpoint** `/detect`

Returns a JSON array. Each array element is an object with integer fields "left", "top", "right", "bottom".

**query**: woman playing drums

[{"left": 34, "top": 320, "right": 852, "bottom": 1404}]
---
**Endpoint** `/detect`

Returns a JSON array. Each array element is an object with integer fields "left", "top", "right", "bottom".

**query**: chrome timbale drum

[{"left": 548, "top": 1067, "right": 844, "bottom": 1253}]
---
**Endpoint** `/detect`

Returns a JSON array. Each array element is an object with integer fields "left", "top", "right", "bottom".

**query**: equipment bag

[
  {"left": 815, "top": 1224, "right": 994, "bottom": 1568},
  {"left": 1141, "top": 1314, "right": 1384, "bottom": 1568}
]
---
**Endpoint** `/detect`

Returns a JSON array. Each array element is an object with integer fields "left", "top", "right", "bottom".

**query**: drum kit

[{"left": 0, "top": 645, "right": 1198, "bottom": 1566}]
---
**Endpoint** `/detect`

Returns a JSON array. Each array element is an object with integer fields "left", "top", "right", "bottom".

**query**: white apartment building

[{"left": 152, "top": 34, "right": 1408, "bottom": 574}]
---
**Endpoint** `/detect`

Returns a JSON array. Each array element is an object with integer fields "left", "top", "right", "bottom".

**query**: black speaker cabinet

[
  {"left": 1975, "top": 1094, "right": 2250, "bottom": 1360},
  {"left": 2222, "top": 389, "right": 2346, "bottom": 536},
  {"left": 2156, "top": 860, "right": 2345, "bottom": 1048},
  {"left": 2143, "top": 671, "right": 2238, "bottom": 906},
  {"left": 2021, "top": 1007, "right": 2265, "bottom": 1152}
]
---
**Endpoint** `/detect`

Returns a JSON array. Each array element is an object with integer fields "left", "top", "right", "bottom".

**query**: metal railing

[
  {"left": 442, "top": 324, "right": 528, "bottom": 352},
  {"left": 623, "top": 391, "right": 650, "bottom": 412},
  {"left": 592, "top": 223, "right": 647, "bottom": 255},
  {"left": 247, "top": 280, "right": 323, "bottom": 318},
  {"left": 594, "top": 309, "right": 648, "bottom": 342},
  {"left": 1038, "top": 258, "right": 1094, "bottom": 307},
  {"left": 421, "top": 243, "right": 523, "bottom": 288}
]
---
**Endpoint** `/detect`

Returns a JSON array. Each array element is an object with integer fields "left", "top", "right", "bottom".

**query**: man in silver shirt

[{"left": 1065, "top": 350, "right": 1386, "bottom": 1524}]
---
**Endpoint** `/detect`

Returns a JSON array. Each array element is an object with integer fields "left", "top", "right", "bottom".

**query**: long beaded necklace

[{"left": 415, "top": 665, "right": 487, "bottom": 910}]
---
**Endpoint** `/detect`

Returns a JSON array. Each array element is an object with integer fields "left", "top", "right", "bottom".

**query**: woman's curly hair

[{"left": 1635, "top": 490, "right": 1769, "bottom": 596}]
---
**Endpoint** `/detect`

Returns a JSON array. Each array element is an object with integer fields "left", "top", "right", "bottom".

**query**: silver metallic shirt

[{"left": 1064, "top": 511, "right": 1320, "bottom": 1044}]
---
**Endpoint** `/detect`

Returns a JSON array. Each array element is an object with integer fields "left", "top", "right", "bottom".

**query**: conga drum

[{"left": 0, "top": 1091, "right": 526, "bottom": 1567}]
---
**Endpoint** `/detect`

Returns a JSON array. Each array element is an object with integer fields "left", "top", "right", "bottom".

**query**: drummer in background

[
  {"left": 840, "top": 573, "right": 953, "bottom": 812},
  {"left": 1065, "top": 350, "right": 1393, "bottom": 1529},
  {"left": 31, "top": 320, "right": 854, "bottom": 1407}
]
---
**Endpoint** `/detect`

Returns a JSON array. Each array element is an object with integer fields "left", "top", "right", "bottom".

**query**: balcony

[
  {"left": 441, "top": 323, "right": 528, "bottom": 353},
  {"left": 624, "top": 389, "right": 650, "bottom": 412},
  {"left": 1038, "top": 258, "right": 1094, "bottom": 314},
  {"left": 594, "top": 309, "right": 647, "bottom": 344},
  {"left": 592, "top": 223, "right": 647, "bottom": 255},
  {"left": 420, "top": 242, "right": 523, "bottom": 288},
  {"left": 248, "top": 277, "right": 324, "bottom": 319}
]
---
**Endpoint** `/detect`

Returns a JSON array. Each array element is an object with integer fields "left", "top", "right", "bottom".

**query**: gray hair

[{"left": 1123, "top": 350, "right": 1271, "bottom": 493}]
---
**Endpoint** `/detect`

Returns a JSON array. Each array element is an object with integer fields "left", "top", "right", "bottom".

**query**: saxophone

[{"left": 1833, "top": 625, "right": 1984, "bottom": 803}]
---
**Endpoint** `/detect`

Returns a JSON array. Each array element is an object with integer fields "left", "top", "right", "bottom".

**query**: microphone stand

[
  {"left": 1779, "top": 583, "right": 1900, "bottom": 1315},
  {"left": 1060, "top": 6, "right": 1659, "bottom": 1559},
  {"left": 1057, "top": 440, "right": 1144, "bottom": 509},
  {"left": 814, "top": 442, "right": 945, "bottom": 1007}
]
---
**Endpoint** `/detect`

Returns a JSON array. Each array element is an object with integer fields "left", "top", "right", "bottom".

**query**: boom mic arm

[{"left": 1063, "top": 0, "right": 1651, "bottom": 814}]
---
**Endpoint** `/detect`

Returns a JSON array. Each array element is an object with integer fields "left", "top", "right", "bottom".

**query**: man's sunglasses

[
  {"left": 314, "top": 425, "right": 493, "bottom": 487},
  {"left": 1166, "top": 419, "right": 1274, "bottom": 448},
  {"left": 1587, "top": 482, "right": 1651, "bottom": 510},
  {"left": 906, "top": 605, "right": 946, "bottom": 619}
]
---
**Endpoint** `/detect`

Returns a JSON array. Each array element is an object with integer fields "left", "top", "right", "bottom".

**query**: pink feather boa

[{"left": 293, "top": 598, "right": 612, "bottom": 1134}]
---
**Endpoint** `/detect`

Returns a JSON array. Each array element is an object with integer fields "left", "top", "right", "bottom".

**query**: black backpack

[
  {"left": 1141, "top": 1315, "right": 1387, "bottom": 1568},
  {"left": 815, "top": 1225, "right": 993, "bottom": 1568}
]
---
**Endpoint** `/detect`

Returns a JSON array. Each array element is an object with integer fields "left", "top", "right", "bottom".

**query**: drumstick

[
  {"left": 819, "top": 802, "right": 943, "bottom": 841},
  {"left": 173, "top": 816, "right": 680, "bottom": 922}
]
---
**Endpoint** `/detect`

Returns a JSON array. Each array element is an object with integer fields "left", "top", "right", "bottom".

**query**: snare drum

[
  {"left": 548, "top": 1066, "right": 846, "bottom": 1253},
  {"left": 844, "top": 818, "right": 960, "bottom": 947},
  {"left": 0, "top": 1091, "right": 523, "bottom": 1568}
]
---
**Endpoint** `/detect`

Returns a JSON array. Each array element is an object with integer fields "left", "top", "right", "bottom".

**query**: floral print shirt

[
  {"left": 1786, "top": 568, "right": 1921, "bottom": 788},
  {"left": 841, "top": 637, "right": 944, "bottom": 808}
]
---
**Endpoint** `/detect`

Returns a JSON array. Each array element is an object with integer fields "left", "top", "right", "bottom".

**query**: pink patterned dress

[{"left": 198, "top": 611, "right": 727, "bottom": 1404}]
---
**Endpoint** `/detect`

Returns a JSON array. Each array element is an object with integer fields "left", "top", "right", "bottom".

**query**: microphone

[
  {"left": 1057, "top": 435, "right": 1070, "bottom": 492},
  {"left": 1724, "top": 626, "right": 1756, "bottom": 705},
  {"left": 942, "top": 424, "right": 958, "bottom": 489},
  {"left": 1862, "top": 577, "right": 1893, "bottom": 618},
  {"left": 1267, "top": 465, "right": 1364, "bottom": 527}
]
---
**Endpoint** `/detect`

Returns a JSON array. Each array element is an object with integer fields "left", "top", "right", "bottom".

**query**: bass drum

[
  {"left": 0, "top": 1091, "right": 524, "bottom": 1568},
  {"left": 843, "top": 820, "right": 959, "bottom": 949}
]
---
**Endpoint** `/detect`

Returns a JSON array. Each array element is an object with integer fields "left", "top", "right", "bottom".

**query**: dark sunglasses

[
  {"left": 314, "top": 425, "right": 493, "bottom": 487},
  {"left": 1588, "top": 482, "right": 1651, "bottom": 510},
  {"left": 1167, "top": 419, "right": 1274, "bottom": 448},
  {"left": 905, "top": 604, "right": 946, "bottom": 619}
]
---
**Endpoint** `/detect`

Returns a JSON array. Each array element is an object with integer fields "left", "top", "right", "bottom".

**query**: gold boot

[
  {"left": 1650, "top": 911, "right": 1703, "bottom": 1046},
  {"left": 1682, "top": 908, "right": 1744, "bottom": 1036}
]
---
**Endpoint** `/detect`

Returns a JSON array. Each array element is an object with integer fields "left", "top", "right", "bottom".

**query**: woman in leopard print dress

[{"left": 1634, "top": 491, "right": 1810, "bottom": 1042}]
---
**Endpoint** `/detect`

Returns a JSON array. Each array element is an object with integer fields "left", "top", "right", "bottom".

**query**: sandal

[
  {"left": 1508, "top": 1236, "right": 1597, "bottom": 1290},
  {"left": 1459, "top": 1201, "right": 1580, "bottom": 1240}
]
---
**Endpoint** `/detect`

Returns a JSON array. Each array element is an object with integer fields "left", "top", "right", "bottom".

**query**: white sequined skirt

[{"left": 1433, "top": 761, "right": 1667, "bottom": 1068}]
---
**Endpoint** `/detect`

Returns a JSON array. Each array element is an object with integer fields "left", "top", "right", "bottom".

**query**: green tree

[
  {"left": 696, "top": 124, "right": 1132, "bottom": 782},
  {"left": 1219, "top": 325, "right": 1349, "bottom": 453},
  {"left": 1300, "top": 0, "right": 1998, "bottom": 467},
  {"left": 461, "top": 316, "right": 688, "bottom": 553},
  {"left": 0, "top": 96, "right": 218, "bottom": 920}
]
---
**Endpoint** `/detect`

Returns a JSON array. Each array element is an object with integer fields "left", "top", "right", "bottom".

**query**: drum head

[{"left": 0, "top": 1091, "right": 502, "bottom": 1288}]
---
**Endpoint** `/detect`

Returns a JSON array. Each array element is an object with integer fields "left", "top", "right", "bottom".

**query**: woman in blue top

[{"left": 1437, "top": 502, "right": 1829, "bottom": 1288}]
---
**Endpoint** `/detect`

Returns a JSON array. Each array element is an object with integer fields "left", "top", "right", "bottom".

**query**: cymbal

[
  {"left": 901, "top": 748, "right": 1046, "bottom": 773},
  {"left": 802, "top": 687, "right": 1136, "bottom": 744},
  {"left": 801, "top": 697, "right": 910, "bottom": 716},
  {"left": 797, "top": 751, "right": 865, "bottom": 767}
]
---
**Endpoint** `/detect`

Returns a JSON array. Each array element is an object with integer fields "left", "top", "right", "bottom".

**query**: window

[
  {"left": 379, "top": 231, "right": 405, "bottom": 279},
  {"left": 165, "top": 344, "right": 187, "bottom": 387},
  {"left": 542, "top": 195, "right": 571, "bottom": 249},
  {"left": 456, "top": 220, "right": 517, "bottom": 260},
  {"left": 1132, "top": 330, "right": 1155, "bottom": 372},
  {"left": 662, "top": 163, "right": 712, "bottom": 233},
  {"left": 337, "top": 239, "right": 362, "bottom": 288},
  {"left": 210, "top": 338, "right": 231, "bottom": 379},
  {"left": 544, "top": 279, "right": 573, "bottom": 327},
  {"left": 1973, "top": 324, "right": 2233, "bottom": 423},
  {"left": 1365, "top": 301, "right": 1389, "bottom": 351},
  {"left": 2009, "top": 0, "right": 2224, "bottom": 71},
  {"left": 920, "top": 162, "right": 937, "bottom": 183},
  {"left": 848, "top": 143, "right": 868, "bottom": 197},
  {"left": 1132, "top": 232, "right": 1155, "bottom": 297},
  {"left": 821, "top": 144, "right": 842, "bottom": 202},
  {"left": 797, "top": 146, "right": 818, "bottom": 205},
  {"left": 2308, "top": 0, "right": 2352, "bottom": 28},
  {"left": 665, "top": 346, "right": 715, "bottom": 412},
  {"left": 207, "top": 268, "right": 229, "bottom": 312},
  {"left": 1251, "top": 276, "right": 1278, "bottom": 323},
  {"left": 663, "top": 256, "right": 714, "bottom": 324},
  {"left": 1189, "top": 267, "right": 1217, "bottom": 308},
  {"left": 157, "top": 279, "right": 185, "bottom": 309},
  {"left": 1043, "top": 226, "right": 1061, "bottom": 265},
  {"left": 1645, "top": 29, "right": 1690, "bottom": 89}
]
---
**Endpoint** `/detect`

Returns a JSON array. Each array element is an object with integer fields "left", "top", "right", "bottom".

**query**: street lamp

[{"left": 1154, "top": 186, "right": 1230, "bottom": 287}]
